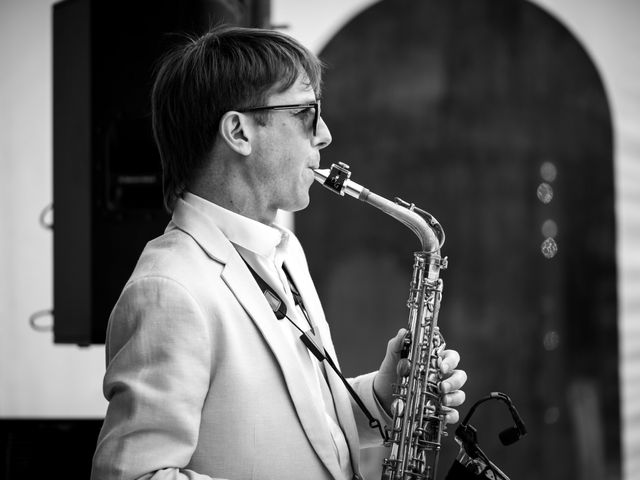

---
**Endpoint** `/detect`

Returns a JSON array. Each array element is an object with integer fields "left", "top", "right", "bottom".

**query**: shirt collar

[{"left": 182, "top": 191, "right": 289, "bottom": 260}]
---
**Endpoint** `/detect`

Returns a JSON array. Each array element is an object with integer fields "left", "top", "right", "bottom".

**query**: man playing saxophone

[{"left": 91, "top": 25, "right": 467, "bottom": 480}]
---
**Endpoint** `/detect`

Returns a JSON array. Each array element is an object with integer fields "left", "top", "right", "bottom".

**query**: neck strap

[{"left": 240, "top": 257, "right": 387, "bottom": 442}]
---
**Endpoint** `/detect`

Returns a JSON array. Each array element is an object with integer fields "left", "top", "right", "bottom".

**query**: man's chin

[{"left": 283, "top": 196, "right": 311, "bottom": 214}]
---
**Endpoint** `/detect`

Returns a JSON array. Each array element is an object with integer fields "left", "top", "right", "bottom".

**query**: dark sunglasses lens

[{"left": 314, "top": 104, "right": 320, "bottom": 135}]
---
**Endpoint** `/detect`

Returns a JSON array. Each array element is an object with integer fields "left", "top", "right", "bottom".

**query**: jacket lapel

[
  {"left": 284, "top": 255, "right": 362, "bottom": 473},
  {"left": 170, "top": 199, "right": 345, "bottom": 479}
]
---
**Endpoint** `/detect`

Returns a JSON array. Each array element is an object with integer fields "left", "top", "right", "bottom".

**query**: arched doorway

[{"left": 297, "top": 0, "right": 618, "bottom": 478}]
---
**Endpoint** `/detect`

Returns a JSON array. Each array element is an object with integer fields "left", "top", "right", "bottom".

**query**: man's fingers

[
  {"left": 388, "top": 328, "right": 408, "bottom": 354},
  {"left": 378, "top": 328, "right": 409, "bottom": 379},
  {"left": 441, "top": 389, "right": 466, "bottom": 408},
  {"left": 438, "top": 349, "right": 461, "bottom": 375},
  {"left": 441, "top": 406, "right": 461, "bottom": 425},
  {"left": 439, "top": 369, "right": 467, "bottom": 393}
]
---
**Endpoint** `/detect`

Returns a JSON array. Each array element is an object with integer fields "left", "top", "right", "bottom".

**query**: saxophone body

[{"left": 314, "top": 163, "right": 448, "bottom": 480}]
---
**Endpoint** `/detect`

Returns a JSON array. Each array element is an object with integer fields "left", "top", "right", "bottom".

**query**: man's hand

[{"left": 373, "top": 328, "right": 467, "bottom": 424}]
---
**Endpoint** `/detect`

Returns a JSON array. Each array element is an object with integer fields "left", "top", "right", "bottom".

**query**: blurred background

[{"left": 0, "top": 0, "right": 638, "bottom": 478}]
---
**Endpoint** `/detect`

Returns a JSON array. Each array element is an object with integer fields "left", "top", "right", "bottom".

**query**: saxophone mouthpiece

[
  {"left": 313, "top": 162, "right": 366, "bottom": 200},
  {"left": 312, "top": 167, "right": 330, "bottom": 184}
]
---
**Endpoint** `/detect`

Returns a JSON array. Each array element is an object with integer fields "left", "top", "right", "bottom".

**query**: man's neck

[
  {"left": 188, "top": 186, "right": 277, "bottom": 226},
  {"left": 188, "top": 147, "right": 278, "bottom": 225}
]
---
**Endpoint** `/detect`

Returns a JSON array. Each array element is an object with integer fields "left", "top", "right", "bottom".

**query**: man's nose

[{"left": 315, "top": 116, "right": 332, "bottom": 149}]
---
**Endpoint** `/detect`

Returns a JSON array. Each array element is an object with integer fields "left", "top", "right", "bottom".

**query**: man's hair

[{"left": 151, "top": 25, "right": 324, "bottom": 212}]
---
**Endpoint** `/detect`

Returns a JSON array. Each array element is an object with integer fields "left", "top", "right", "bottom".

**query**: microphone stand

[{"left": 445, "top": 392, "right": 526, "bottom": 480}]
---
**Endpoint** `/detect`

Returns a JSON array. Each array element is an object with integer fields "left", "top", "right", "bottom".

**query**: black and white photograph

[{"left": 0, "top": 1, "right": 638, "bottom": 479}]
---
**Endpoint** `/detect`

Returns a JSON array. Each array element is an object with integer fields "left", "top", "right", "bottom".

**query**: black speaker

[
  {"left": 0, "top": 419, "right": 103, "bottom": 479},
  {"left": 52, "top": 0, "right": 271, "bottom": 345}
]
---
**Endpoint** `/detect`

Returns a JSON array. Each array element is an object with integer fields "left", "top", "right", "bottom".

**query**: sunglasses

[{"left": 238, "top": 101, "right": 321, "bottom": 136}]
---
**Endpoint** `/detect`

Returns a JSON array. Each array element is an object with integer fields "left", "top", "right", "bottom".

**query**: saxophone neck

[
  {"left": 313, "top": 163, "right": 445, "bottom": 253},
  {"left": 363, "top": 191, "right": 441, "bottom": 253}
]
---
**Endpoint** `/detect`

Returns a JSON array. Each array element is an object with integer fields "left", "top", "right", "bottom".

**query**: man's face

[{"left": 247, "top": 74, "right": 332, "bottom": 220}]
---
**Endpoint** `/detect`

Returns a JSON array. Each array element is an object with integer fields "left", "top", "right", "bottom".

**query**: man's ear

[{"left": 218, "top": 111, "right": 252, "bottom": 156}]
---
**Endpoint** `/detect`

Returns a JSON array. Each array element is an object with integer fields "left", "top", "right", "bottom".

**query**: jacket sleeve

[
  {"left": 91, "top": 276, "right": 226, "bottom": 480},
  {"left": 348, "top": 371, "right": 393, "bottom": 449}
]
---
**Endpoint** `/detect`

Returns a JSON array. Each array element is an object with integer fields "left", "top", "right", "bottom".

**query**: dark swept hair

[{"left": 151, "top": 24, "right": 324, "bottom": 212}]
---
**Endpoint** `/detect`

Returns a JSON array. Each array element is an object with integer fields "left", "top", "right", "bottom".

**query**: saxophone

[{"left": 314, "top": 163, "right": 448, "bottom": 480}]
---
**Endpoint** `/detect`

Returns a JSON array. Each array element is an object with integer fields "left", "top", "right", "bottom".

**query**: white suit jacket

[{"left": 91, "top": 198, "right": 389, "bottom": 480}]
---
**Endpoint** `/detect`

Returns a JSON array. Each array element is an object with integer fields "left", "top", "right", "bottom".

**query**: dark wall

[{"left": 296, "top": 0, "right": 618, "bottom": 478}]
